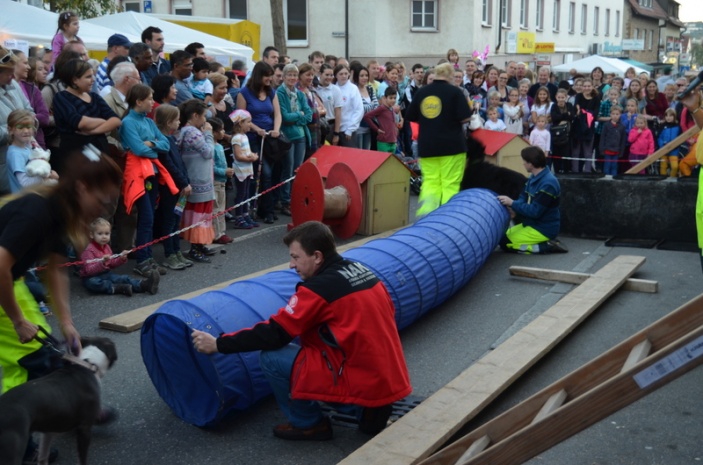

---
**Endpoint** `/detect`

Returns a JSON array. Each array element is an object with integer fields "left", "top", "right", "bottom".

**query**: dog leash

[{"left": 33, "top": 326, "right": 98, "bottom": 373}]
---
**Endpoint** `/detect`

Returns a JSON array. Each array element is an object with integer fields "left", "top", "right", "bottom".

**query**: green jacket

[{"left": 276, "top": 85, "right": 312, "bottom": 144}]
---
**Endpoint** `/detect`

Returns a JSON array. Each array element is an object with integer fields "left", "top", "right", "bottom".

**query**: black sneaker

[
  {"left": 546, "top": 240, "right": 568, "bottom": 254},
  {"left": 358, "top": 404, "right": 393, "bottom": 435},
  {"left": 188, "top": 249, "right": 211, "bottom": 263}
]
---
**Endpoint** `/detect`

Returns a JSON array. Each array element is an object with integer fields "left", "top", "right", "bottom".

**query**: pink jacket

[
  {"left": 80, "top": 241, "right": 127, "bottom": 278},
  {"left": 627, "top": 128, "right": 655, "bottom": 155}
]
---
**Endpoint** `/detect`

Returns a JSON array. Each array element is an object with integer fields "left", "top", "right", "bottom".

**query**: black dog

[
  {"left": 0, "top": 336, "right": 117, "bottom": 465},
  {"left": 460, "top": 131, "right": 527, "bottom": 200}
]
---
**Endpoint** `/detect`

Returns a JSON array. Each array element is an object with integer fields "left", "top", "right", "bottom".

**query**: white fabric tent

[
  {"left": 0, "top": 0, "right": 140, "bottom": 51},
  {"left": 553, "top": 55, "right": 648, "bottom": 76},
  {"left": 85, "top": 12, "right": 253, "bottom": 64}
]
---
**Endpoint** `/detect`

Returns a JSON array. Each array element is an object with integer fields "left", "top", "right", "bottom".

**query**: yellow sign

[
  {"left": 535, "top": 42, "right": 555, "bottom": 53},
  {"left": 517, "top": 32, "right": 536, "bottom": 53}
]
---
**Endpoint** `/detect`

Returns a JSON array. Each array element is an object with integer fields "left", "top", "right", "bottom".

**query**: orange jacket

[{"left": 123, "top": 152, "right": 178, "bottom": 214}]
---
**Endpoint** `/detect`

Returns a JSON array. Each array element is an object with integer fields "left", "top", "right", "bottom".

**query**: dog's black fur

[
  {"left": 460, "top": 131, "right": 527, "bottom": 200},
  {"left": 0, "top": 336, "right": 117, "bottom": 465}
]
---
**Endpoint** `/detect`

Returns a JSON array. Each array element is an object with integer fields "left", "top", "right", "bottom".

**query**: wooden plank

[
  {"left": 625, "top": 125, "right": 699, "bottom": 174},
  {"left": 620, "top": 339, "right": 652, "bottom": 373},
  {"left": 509, "top": 266, "right": 658, "bottom": 293},
  {"left": 98, "top": 225, "right": 408, "bottom": 332},
  {"left": 454, "top": 435, "right": 491, "bottom": 465},
  {"left": 339, "top": 255, "right": 646, "bottom": 465},
  {"left": 421, "top": 292, "right": 703, "bottom": 465},
  {"left": 530, "top": 389, "right": 567, "bottom": 425}
]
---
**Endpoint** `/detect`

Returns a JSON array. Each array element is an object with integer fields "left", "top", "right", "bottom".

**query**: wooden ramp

[
  {"left": 625, "top": 125, "right": 699, "bottom": 174},
  {"left": 339, "top": 255, "right": 646, "bottom": 465},
  {"left": 420, "top": 292, "right": 703, "bottom": 465},
  {"left": 509, "top": 265, "right": 658, "bottom": 293}
]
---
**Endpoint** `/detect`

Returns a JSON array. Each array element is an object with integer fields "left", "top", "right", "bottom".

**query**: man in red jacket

[{"left": 192, "top": 221, "right": 411, "bottom": 440}]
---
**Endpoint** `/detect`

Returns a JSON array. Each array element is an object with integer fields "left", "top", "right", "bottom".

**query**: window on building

[
  {"left": 501, "top": 0, "right": 511, "bottom": 27},
  {"left": 173, "top": 1, "right": 192, "bottom": 15},
  {"left": 581, "top": 4, "right": 587, "bottom": 33},
  {"left": 594, "top": 6, "right": 599, "bottom": 34},
  {"left": 536, "top": 0, "right": 544, "bottom": 29},
  {"left": 412, "top": 0, "right": 438, "bottom": 30},
  {"left": 123, "top": 1, "right": 140, "bottom": 12},
  {"left": 649, "top": 29, "right": 654, "bottom": 49},
  {"left": 634, "top": 27, "right": 639, "bottom": 39},
  {"left": 605, "top": 8, "right": 610, "bottom": 35},
  {"left": 520, "top": 0, "right": 528, "bottom": 27},
  {"left": 284, "top": 0, "right": 308, "bottom": 45},
  {"left": 553, "top": 0, "right": 561, "bottom": 30},
  {"left": 568, "top": 2, "right": 575, "bottom": 33},
  {"left": 482, "top": 0, "right": 493, "bottom": 25},
  {"left": 615, "top": 10, "right": 620, "bottom": 36},
  {"left": 229, "top": 0, "right": 247, "bottom": 19},
  {"left": 638, "top": 0, "right": 652, "bottom": 7}
]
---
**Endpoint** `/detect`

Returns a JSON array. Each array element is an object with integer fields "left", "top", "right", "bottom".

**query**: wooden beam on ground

[
  {"left": 509, "top": 265, "right": 658, "bottom": 293},
  {"left": 98, "top": 226, "right": 408, "bottom": 333},
  {"left": 338, "top": 255, "right": 646, "bottom": 465},
  {"left": 625, "top": 125, "right": 699, "bottom": 174}
]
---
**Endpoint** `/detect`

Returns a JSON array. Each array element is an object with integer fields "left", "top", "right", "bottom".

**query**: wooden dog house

[
  {"left": 471, "top": 129, "right": 530, "bottom": 174},
  {"left": 307, "top": 146, "right": 411, "bottom": 236}
]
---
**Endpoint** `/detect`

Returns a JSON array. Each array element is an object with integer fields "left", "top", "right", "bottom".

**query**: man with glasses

[
  {"left": 192, "top": 221, "right": 411, "bottom": 441},
  {"left": 141, "top": 26, "right": 171, "bottom": 85},
  {"left": 170, "top": 50, "right": 194, "bottom": 105}
]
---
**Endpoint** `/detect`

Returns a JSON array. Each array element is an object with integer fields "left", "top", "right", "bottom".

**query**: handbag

[
  {"left": 550, "top": 123, "right": 570, "bottom": 146},
  {"left": 262, "top": 132, "right": 292, "bottom": 162}
]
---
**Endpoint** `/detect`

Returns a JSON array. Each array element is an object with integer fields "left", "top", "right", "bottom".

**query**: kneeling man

[
  {"left": 496, "top": 146, "right": 567, "bottom": 254},
  {"left": 192, "top": 221, "right": 411, "bottom": 440}
]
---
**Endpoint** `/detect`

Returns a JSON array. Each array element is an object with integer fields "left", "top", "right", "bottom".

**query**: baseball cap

[{"left": 108, "top": 34, "right": 132, "bottom": 48}]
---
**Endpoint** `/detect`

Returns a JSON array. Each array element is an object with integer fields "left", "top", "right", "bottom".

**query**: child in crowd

[
  {"left": 51, "top": 11, "right": 82, "bottom": 67},
  {"left": 230, "top": 109, "right": 259, "bottom": 229},
  {"left": 503, "top": 88, "right": 524, "bottom": 135},
  {"left": 518, "top": 79, "right": 533, "bottom": 136},
  {"left": 177, "top": 99, "right": 216, "bottom": 263},
  {"left": 487, "top": 91, "right": 504, "bottom": 119},
  {"left": 447, "top": 48, "right": 460, "bottom": 70},
  {"left": 120, "top": 84, "right": 175, "bottom": 277},
  {"left": 154, "top": 104, "right": 194, "bottom": 270},
  {"left": 657, "top": 108, "right": 682, "bottom": 177},
  {"left": 80, "top": 218, "right": 159, "bottom": 297},
  {"left": 363, "top": 87, "right": 400, "bottom": 154},
  {"left": 531, "top": 87, "right": 552, "bottom": 130},
  {"left": 621, "top": 98, "right": 639, "bottom": 133},
  {"left": 484, "top": 106, "right": 507, "bottom": 132},
  {"left": 210, "top": 117, "right": 235, "bottom": 243},
  {"left": 599, "top": 105, "right": 628, "bottom": 176},
  {"left": 628, "top": 114, "right": 655, "bottom": 174},
  {"left": 6, "top": 109, "right": 59, "bottom": 193},
  {"left": 529, "top": 115, "right": 551, "bottom": 159},
  {"left": 595, "top": 87, "right": 621, "bottom": 172},
  {"left": 188, "top": 57, "right": 214, "bottom": 104}
]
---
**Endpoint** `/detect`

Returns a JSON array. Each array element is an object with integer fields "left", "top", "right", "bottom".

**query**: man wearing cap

[{"left": 95, "top": 34, "right": 132, "bottom": 92}]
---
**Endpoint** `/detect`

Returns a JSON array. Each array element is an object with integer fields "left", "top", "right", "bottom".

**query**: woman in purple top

[{"left": 236, "top": 62, "right": 282, "bottom": 224}]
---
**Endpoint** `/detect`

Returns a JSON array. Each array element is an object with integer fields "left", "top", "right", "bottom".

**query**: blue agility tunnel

[{"left": 141, "top": 188, "right": 509, "bottom": 427}]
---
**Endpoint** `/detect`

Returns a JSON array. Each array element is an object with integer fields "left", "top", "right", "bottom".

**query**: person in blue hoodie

[
  {"left": 496, "top": 146, "right": 567, "bottom": 254},
  {"left": 657, "top": 108, "right": 682, "bottom": 177}
]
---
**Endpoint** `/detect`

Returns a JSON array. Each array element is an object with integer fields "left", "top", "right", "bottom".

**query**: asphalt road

[{"left": 43, "top": 195, "right": 703, "bottom": 465}]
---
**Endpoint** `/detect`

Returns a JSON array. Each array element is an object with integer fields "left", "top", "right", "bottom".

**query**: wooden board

[
  {"left": 625, "top": 125, "right": 699, "bottom": 174},
  {"left": 422, "top": 292, "right": 703, "bottom": 465},
  {"left": 338, "top": 255, "right": 646, "bottom": 465},
  {"left": 509, "top": 265, "right": 658, "bottom": 293},
  {"left": 98, "top": 225, "right": 407, "bottom": 333}
]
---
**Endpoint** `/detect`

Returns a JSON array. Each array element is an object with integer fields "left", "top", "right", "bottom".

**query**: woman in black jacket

[{"left": 550, "top": 88, "right": 578, "bottom": 173}]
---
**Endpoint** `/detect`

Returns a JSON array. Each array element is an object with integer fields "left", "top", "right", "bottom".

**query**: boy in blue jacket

[{"left": 657, "top": 108, "right": 682, "bottom": 177}]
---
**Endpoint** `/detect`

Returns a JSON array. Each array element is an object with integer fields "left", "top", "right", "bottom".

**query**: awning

[{"left": 618, "top": 58, "right": 654, "bottom": 72}]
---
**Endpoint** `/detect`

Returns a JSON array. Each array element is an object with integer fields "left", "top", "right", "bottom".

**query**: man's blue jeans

[{"left": 260, "top": 344, "right": 359, "bottom": 429}]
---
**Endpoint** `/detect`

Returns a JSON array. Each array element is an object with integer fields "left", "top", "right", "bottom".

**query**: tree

[
  {"left": 45, "top": 0, "right": 120, "bottom": 19},
  {"left": 692, "top": 43, "right": 703, "bottom": 70},
  {"left": 270, "top": 0, "right": 287, "bottom": 56}
]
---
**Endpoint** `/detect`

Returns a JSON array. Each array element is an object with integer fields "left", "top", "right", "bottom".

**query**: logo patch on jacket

[{"left": 285, "top": 295, "right": 298, "bottom": 314}]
